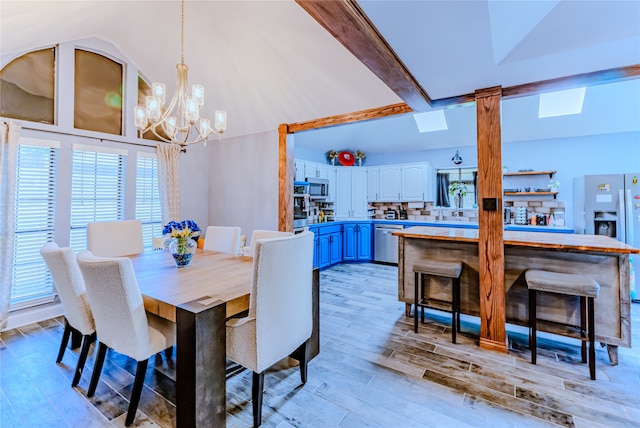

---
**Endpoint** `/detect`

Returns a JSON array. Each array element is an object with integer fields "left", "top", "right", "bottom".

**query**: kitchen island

[{"left": 394, "top": 226, "right": 639, "bottom": 361}]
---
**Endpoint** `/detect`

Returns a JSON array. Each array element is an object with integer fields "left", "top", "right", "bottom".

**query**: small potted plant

[
  {"left": 355, "top": 150, "right": 366, "bottom": 166},
  {"left": 449, "top": 181, "right": 468, "bottom": 208},
  {"left": 548, "top": 179, "right": 560, "bottom": 192},
  {"left": 327, "top": 150, "right": 338, "bottom": 165}
]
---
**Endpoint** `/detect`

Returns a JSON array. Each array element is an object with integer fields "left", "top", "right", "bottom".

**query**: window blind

[
  {"left": 136, "top": 154, "right": 162, "bottom": 249},
  {"left": 11, "top": 144, "right": 57, "bottom": 309},
  {"left": 70, "top": 148, "right": 126, "bottom": 251}
]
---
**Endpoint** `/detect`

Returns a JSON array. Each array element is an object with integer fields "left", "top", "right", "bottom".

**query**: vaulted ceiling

[{"left": 1, "top": 1, "right": 639, "bottom": 154}]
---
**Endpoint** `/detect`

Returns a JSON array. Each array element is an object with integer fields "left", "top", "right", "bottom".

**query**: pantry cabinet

[{"left": 335, "top": 168, "right": 367, "bottom": 219}]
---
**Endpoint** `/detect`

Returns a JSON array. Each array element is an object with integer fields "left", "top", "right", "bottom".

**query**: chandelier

[{"left": 134, "top": 0, "right": 226, "bottom": 148}]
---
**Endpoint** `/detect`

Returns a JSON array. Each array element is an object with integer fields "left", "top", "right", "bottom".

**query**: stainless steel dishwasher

[{"left": 374, "top": 224, "right": 404, "bottom": 264}]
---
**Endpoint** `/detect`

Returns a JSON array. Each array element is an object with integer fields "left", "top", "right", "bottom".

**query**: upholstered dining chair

[
  {"left": 247, "top": 229, "right": 292, "bottom": 257},
  {"left": 76, "top": 251, "right": 176, "bottom": 426},
  {"left": 226, "top": 230, "right": 314, "bottom": 427},
  {"left": 203, "top": 225, "right": 242, "bottom": 254},
  {"left": 87, "top": 219, "right": 144, "bottom": 257},
  {"left": 40, "top": 242, "right": 96, "bottom": 388}
]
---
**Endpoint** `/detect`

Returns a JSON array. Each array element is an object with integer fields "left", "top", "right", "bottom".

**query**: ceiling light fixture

[{"left": 134, "top": 0, "right": 226, "bottom": 148}]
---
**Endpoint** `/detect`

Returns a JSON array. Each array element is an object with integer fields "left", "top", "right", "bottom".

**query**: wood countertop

[{"left": 394, "top": 226, "right": 640, "bottom": 254}]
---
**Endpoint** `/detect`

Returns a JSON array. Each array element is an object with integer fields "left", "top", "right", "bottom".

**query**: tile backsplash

[{"left": 369, "top": 201, "right": 479, "bottom": 222}]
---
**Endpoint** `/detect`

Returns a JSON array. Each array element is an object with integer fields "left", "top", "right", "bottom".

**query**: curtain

[
  {"left": 473, "top": 171, "right": 478, "bottom": 206},
  {"left": 156, "top": 144, "right": 181, "bottom": 225},
  {"left": 436, "top": 172, "right": 450, "bottom": 207},
  {"left": 0, "top": 121, "right": 21, "bottom": 331}
]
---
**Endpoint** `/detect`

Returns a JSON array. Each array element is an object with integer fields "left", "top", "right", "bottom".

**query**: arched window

[
  {"left": 0, "top": 47, "right": 55, "bottom": 124},
  {"left": 74, "top": 49, "right": 123, "bottom": 135}
]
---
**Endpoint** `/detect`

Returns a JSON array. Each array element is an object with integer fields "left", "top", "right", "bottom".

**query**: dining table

[{"left": 129, "top": 248, "right": 319, "bottom": 427}]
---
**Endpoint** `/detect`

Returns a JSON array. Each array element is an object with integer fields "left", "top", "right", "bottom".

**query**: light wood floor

[{"left": 1, "top": 262, "right": 638, "bottom": 427}]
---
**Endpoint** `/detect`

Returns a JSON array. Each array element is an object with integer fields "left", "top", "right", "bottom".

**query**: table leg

[{"left": 176, "top": 299, "right": 227, "bottom": 428}]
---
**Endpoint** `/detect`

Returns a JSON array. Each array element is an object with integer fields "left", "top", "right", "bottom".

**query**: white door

[
  {"left": 367, "top": 167, "right": 379, "bottom": 201},
  {"left": 351, "top": 168, "right": 368, "bottom": 218},
  {"left": 379, "top": 166, "right": 401, "bottom": 201},
  {"left": 294, "top": 159, "right": 306, "bottom": 181},
  {"left": 335, "top": 168, "right": 352, "bottom": 218},
  {"left": 401, "top": 164, "right": 424, "bottom": 201}
]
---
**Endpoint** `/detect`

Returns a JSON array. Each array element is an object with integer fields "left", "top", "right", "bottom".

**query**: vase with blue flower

[{"left": 163, "top": 220, "right": 201, "bottom": 267}]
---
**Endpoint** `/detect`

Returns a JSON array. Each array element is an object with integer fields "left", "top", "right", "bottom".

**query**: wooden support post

[
  {"left": 278, "top": 124, "right": 293, "bottom": 232},
  {"left": 475, "top": 86, "right": 508, "bottom": 353}
]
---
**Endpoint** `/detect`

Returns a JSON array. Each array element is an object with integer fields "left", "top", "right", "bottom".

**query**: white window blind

[
  {"left": 136, "top": 154, "right": 162, "bottom": 249},
  {"left": 70, "top": 148, "right": 126, "bottom": 251},
  {"left": 11, "top": 143, "right": 58, "bottom": 309}
]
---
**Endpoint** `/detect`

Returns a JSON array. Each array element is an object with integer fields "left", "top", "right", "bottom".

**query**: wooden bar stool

[
  {"left": 525, "top": 269, "right": 600, "bottom": 380},
  {"left": 413, "top": 261, "right": 463, "bottom": 343}
]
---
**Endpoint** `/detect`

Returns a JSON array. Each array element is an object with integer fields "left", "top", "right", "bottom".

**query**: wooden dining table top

[{"left": 129, "top": 249, "right": 254, "bottom": 322}]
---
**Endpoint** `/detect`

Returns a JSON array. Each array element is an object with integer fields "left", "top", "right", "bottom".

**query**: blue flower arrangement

[
  {"left": 163, "top": 220, "right": 201, "bottom": 264},
  {"left": 162, "top": 219, "right": 201, "bottom": 239}
]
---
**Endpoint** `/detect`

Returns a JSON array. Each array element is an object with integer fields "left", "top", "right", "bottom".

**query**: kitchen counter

[
  {"left": 394, "top": 226, "right": 638, "bottom": 357},
  {"left": 308, "top": 219, "right": 574, "bottom": 233}
]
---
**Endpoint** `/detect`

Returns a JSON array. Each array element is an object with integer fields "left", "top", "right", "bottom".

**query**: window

[
  {"left": 0, "top": 47, "right": 56, "bottom": 124},
  {"left": 69, "top": 145, "right": 126, "bottom": 251},
  {"left": 436, "top": 167, "right": 478, "bottom": 209},
  {"left": 11, "top": 139, "right": 58, "bottom": 309},
  {"left": 136, "top": 153, "right": 162, "bottom": 249},
  {"left": 74, "top": 49, "right": 123, "bottom": 135}
]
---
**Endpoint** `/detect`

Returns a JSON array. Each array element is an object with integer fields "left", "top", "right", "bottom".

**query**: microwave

[{"left": 306, "top": 177, "right": 329, "bottom": 199}]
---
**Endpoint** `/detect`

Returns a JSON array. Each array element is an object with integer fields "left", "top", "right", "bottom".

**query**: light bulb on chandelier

[{"left": 133, "top": 0, "right": 226, "bottom": 149}]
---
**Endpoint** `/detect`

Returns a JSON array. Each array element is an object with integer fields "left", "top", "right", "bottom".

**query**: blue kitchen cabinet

[
  {"left": 316, "top": 224, "right": 343, "bottom": 269},
  {"left": 343, "top": 223, "right": 372, "bottom": 262},
  {"left": 313, "top": 232, "right": 319, "bottom": 268},
  {"left": 357, "top": 223, "right": 372, "bottom": 260}
]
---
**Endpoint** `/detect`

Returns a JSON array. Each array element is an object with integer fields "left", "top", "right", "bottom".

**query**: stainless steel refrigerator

[{"left": 574, "top": 173, "right": 640, "bottom": 300}]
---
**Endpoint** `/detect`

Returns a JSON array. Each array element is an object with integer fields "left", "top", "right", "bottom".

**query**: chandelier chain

[{"left": 180, "top": 0, "right": 185, "bottom": 65}]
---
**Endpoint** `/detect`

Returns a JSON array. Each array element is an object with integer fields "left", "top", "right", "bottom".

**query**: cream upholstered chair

[
  {"left": 40, "top": 242, "right": 96, "bottom": 387},
  {"left": 86, "top": 220, "right": 144, "bottom": 257},
  {"left": 77, "top": 251, "right": 176, "bottom": 426},
  {"left": 247, "top": 229, "right": 292, "bottom": 257},
  {"left": 203, "top": 225, "right": 241, "bottom": 254},
  {"left": 226, "top": 230, "right": 314, "bottom": 427}
]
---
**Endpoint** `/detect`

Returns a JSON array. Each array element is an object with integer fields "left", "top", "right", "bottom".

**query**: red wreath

[{"left": 338, "top": 151, "right": 355, "bottom": 166}]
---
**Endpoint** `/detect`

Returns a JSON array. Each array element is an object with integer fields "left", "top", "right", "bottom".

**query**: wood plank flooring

[{"left": 1, "top": 262, "right": 638, "bottom": 427}]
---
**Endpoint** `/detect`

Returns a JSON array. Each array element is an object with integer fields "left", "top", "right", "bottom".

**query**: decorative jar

[{"left": 167, "top": 237, "right": 197, "bottom": 267}]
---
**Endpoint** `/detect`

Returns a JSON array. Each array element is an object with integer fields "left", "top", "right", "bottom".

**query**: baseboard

[{"left": 2, "top": 302, "right": 64, "bottom": 332}]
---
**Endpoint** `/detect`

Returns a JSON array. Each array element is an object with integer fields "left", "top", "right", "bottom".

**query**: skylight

[
  {"left": 413, "top": 110, "right": 448, "bottom": 133},
  {"left": 538, "top": 87, "right": 586, "bottom": 118}
]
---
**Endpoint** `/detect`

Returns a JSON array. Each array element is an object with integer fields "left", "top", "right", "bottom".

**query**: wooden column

[
  {"left": 475, "top": 86, "right": 507, "bottom": 353},
  {"left": 278, "top": 124, "right": 293, "bottom": 232}
]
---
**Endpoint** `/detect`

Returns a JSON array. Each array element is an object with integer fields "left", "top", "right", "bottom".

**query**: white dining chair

[
  {"left": 203, "top": 225, "right": 241, "bottom": 255},
  {"left": 226, "top": 230, "right": 314, "bottom": 427},
  {"left": 247, "top": 229, "right": 292, "bottom": 257},
  {"left": 76, "top": 251, "right": 176, "bottom": 426},
  {"left": 87, "top": 220, "right": 144, "bottom": 257},
  {"left": 40, "top": 242, "right": 96, "bottom": 387}
]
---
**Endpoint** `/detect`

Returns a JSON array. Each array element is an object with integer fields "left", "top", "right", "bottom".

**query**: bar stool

[
  {"left": 525, "top": 269, "right": 600, "bottom": 380},
  {"left": 413, "top": 261, "right": 463, "bottom": 343}
]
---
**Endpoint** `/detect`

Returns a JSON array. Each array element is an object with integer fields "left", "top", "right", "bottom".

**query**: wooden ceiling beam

[
  {"left": 287, "top": 102, "right": 412, "bottom": 133},
  {"left": 296, "top": 0, "right": 431, "bottom": 112},
  {"left": 502, "top": 64, "right": 640, "bottom": 99}
]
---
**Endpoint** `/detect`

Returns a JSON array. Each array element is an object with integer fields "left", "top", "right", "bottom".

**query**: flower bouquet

[
  {"left": 327, "top": 150, "right": 338, "bottom": 165},
  {"left": 355, "top": 150, "right": 366, "bottom": 166},
  {"left": 163, "top": 220, "right": 201, "bottom": 267},
  {"left": 449, "top": 181, "right": 468, "bottom": 208}
]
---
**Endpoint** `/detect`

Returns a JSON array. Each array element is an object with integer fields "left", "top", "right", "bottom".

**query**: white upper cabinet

[
  {"left": 378, "top": 166, "right": 402, "bottom": 201},
  {"left": 367, "top": 167, "right": 379, "bottom": 201},
  {"left": 401, "top": 163, "right": 427, "bottom": 201},
  {"left": 368, "top": 162, "right": 432, "bottom": 202},
  {"left": 326, "top": 166, "right": 337, "bottom": 202},
  {"left": 294, "top": 159, "right": 306, "bottom": 181},
  {"left": 335, "top": 167, "right": 367, "bottom": 219}
]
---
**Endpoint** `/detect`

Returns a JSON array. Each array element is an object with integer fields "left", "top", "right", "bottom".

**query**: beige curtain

[
  {"left": 156, "top": 144, "right": 181, "bottom": 224},
  {"left": 0, "top": 121, "right": 21, "bottom": 331}
]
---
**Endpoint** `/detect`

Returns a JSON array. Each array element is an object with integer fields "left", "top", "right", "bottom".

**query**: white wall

[{"left": 208, "top": 129, "right": 279, "bottom": 239}]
